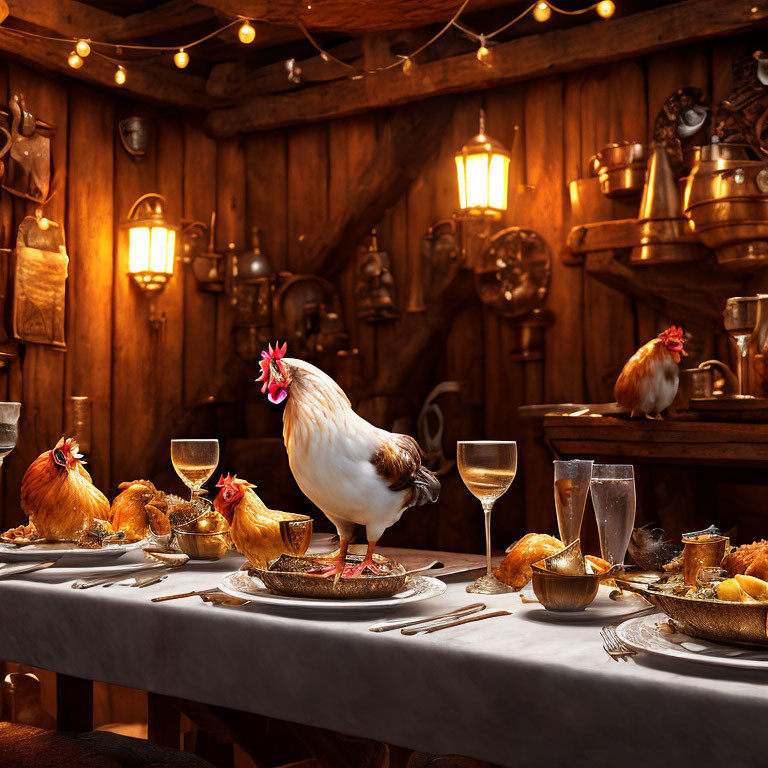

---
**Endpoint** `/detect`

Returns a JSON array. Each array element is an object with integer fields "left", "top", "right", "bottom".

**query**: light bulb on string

[
  {"left": 402, "top": 56, "right": 413, "bottom": 76},
  {"left": 174, "top": 48, "right": 189, "bottom": 69},
  {"left": 238, "top": 20, "right": 256, "bottom": 44},
  {"left": 320, "top": 52, "right": 329, "bottom": 62},
  {"left": 114, "top": 65, "right": 126, "bottom": 85},
  {"left": 75, "top": 39, "right": 91, "bottom": 58},
  {"left": 68, "top": 51, "right": 83, "bottom": 69},
  {"left": 596, "top": 0, "right": 615, "bottom": 18},
  {"left": 532, "top": 2, "right": 552, "bottom": 21},
  {"left": 476, "top": 35, "right": 489, "bottom": 62}
]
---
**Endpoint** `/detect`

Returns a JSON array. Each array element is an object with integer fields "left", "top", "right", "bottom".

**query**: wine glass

[
  {"left": 553, "top": 460, "right": 593, "bottom": 544},
  {"left": 457, "top": 440, "right": 517, "bottom": 595},
  {"left": 590, "top": 464, "right": 635, "bottom": 566},
  {"left": 0, "top": 402, "right": 20, "bottom": 468},
  {"left": 723, "top": 296, "right": 760, "bottom": 396},
  {"left": 171, "top": 439, "right": 219, "bottom": 499}
]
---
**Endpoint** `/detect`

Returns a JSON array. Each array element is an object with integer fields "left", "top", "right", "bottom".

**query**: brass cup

[
  {"left": 682, "top": 535, "right": 728, "bottom": 586},
  {"left": 174, "top": 530, "right": 231, "bottom": 560},
  {"left": 530, "top": 562, "right": 601, "bottom": 612},
  {"left": 278, "top": 515, "right": 313, "bottom": 557}
]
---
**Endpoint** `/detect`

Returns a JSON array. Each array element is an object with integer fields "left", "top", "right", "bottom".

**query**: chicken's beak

[{"left": 681, "top": 349, "right": 689, "bottom": 357}]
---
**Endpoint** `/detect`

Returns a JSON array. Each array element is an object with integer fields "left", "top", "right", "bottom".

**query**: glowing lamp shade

[
  {"left": 123, "top": 193, "right": 176, "bottom": 292},
  {"left": 455, "top": 112, "right": 511, "bottom": 216}
]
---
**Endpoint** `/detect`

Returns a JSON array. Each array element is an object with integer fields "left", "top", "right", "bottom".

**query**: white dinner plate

[
  {"left": 617, "top": 614, "right": 768, "bottom": 670},
  {"left": 0, "top": 539, "right": 147, "bottom": 564},
  {"left": 219, "top": 571, "right": 446, "bottom": 611}
]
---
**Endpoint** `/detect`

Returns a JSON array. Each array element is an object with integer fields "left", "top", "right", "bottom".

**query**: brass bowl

[
  {"left": 590, "top": 142, "right": 646, "bottom": 199},
  {"left": 617, "top": 580, "right": 768, "bottom": 647},
  {"left": 250, "top": 554, "right": 408, "bottom": 600},
  {"left": 174, "top": 530, "right": 231, "bottom": 560},
  {"left": 530, "top": 562, "right": 602, "bottom": 611}
]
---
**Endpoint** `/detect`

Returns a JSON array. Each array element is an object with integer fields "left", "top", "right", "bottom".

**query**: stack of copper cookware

[{"left": 682, "top": 140, "right": 768, "bottom": 270}]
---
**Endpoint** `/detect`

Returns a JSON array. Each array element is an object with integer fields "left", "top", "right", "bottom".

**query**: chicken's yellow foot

[{"left": 313, "top": 538, "right": 349, "bottom": 582}]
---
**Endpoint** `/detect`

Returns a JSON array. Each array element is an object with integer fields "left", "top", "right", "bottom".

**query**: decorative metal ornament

[
  {"left": 119, "top": 116, "right": 150, "bottom": 158},
  {"left": 355, "top": 231, "right": 399, "bottom": 323},
  {"left": 475, "top": 227, "right": 550, "bottom": 318},
  {"left": 653, "top": 87, "right": 710, "bottom": 172}
]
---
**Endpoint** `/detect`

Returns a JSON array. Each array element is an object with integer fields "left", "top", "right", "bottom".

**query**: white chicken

[{"left": 258, "top": 342, "right": 440, "bottom": 578}]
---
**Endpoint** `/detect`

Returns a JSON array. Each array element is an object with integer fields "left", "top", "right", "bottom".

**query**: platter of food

[
  {"left": 0, "top": 538, "right": 148, "bottom": 563},
  {"left": 617, "top": 614, "right": 768, "bottom": 670},
  {"left": 218, "top": 570, "right": 446, "bottom": 611}
]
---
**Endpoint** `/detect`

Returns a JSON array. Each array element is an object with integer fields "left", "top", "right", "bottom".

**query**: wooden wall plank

[
  {"left": 64, "top": 84, "right": 115, "bottom": 492},
  {"left": 182, "top": 124, "right": 218, "bottom": 407},
  {"left": 286, "top": 124, "right": 329, "bottom": 273},
  {"left": 3, "top": 65, "right": 69, "bottom": 522},
  {"left": 110, "top": 101, "right": 157, "bottom": 489},
  {"left": 215, "top": 137, "right": 247, "bottom": 372}
]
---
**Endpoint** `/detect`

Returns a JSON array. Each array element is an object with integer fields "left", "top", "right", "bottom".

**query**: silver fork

[{"left": 600, "top": 625, "right": 635, "bottom": 662}]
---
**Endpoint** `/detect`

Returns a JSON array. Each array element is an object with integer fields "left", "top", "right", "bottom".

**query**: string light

[
  {"left": 596, "top": 0, "right": 615, "bottom": 17},
  {"left": 173, "top": 48, "right": 189, "bottom": 68},
  {"left": 0, "top": 1, "right": 618, "bottom": 89},
  {"left": 75, "top": 39, "right": 90, "bottom": 57},
  {"left": 533, "top": 2, "right": 552, "bottom": 22},
  {"left": 476, "top": 35, "right": 489, "bottom": 62},
  {"left": 238, "top": 20, "right": 256, "bottom": 44}
]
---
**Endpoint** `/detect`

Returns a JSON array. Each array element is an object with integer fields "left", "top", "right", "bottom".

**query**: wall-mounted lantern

[
  {"left": 123, "top": 193, "right": 176, "bottom": 327},
  {"left": 455, "top": 109, "right": 511, "bottom": 218}
]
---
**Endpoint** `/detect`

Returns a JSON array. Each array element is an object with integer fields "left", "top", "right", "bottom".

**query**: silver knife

[
  {"left": 0, "top": 560, "right": 59, "bottom": 578},
  {"left": 71, "top": 563, "right": 168, "bottom": 589},
  {"left": 368, "top": 603, "right": 486, "bottom": 632}
]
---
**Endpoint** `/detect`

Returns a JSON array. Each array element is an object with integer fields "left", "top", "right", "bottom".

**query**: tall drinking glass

[
  {"left": 457, "top": 440, "right": 517, "bottom": 595},
  {"left": 723, "top": 296, "right": 759, "bottom": 396},
  {"left": 590, "top": 464, "right": 635, "bottom": 566},
  {"left": 0, "top": 402, "right": 20, "bottom": 468},
  {"left": 553, "top": 460, "right": 593, "bottom": 544},
  {"left": 171, "top": 439, "right": 219, "bottom": 500}
]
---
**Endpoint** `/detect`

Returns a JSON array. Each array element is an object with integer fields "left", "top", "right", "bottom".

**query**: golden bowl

[
  {"left": 174, "top": 529, "right": 231, "bottom": 560},
  {"left": 531, "top": 562, "right": 601, "bottom": 611},
  {"left": 617, "top": 580, "right": 768, "bottom": 647}
]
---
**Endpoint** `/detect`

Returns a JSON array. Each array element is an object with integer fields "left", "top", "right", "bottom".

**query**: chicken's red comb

[
  {"left": 215, "top": 473, "right": 255, "bottom": 489},
  {"left": 658, "top": 326, "right": 684, "bottom": 344},
  {"left": 256, "top": 341, "right": 287, "bottom": 383}
]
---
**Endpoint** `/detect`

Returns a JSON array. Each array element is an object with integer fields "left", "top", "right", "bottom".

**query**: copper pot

[
  {"left": 683, "top": 144, "right": 768, "bottom": 270},
  {"left": 590, "top": 142, "right": 646, "bottom": 199}
]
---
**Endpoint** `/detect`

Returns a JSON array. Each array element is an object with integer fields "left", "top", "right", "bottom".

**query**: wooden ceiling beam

[
  {"left": 0, "top": 29, "right": 215, "bottom": 109},
  {"left": 197, "top": 0, "right": 517, "bottom": 35},
  {"left": 6, "top": 0, "right": 119, "bottom": 39},
  {"left": 100, "top": 0, "right": 218, "bottom": 42},
  {"left": 206, "top": 0, "right": 768, "bottom": 136}
]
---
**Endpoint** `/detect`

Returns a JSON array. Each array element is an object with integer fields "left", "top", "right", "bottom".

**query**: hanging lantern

[
  {"left": 122, "top": 193, "right": 176, "bottom": 293},
  {"left": 454, "top": 109, "right": 511, "bottom": 218}
]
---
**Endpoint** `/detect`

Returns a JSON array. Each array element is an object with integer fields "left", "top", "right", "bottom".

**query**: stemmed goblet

[
  {"left": 723, "top": 296, "right": 760, "bottom": 396},
  {"left": 170, "top": 439, "right": 219, "bottom": 500},
  {"left": 590, "top": 464, "right": 636, "bottom": 567},
  {"left": 457, "top": 440, "right": 517, "bottom": 595}
]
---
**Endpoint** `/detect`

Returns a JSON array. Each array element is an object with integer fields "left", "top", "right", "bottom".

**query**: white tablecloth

[{"left": 0, "top": 549, "right": 766, "bottom": 767}]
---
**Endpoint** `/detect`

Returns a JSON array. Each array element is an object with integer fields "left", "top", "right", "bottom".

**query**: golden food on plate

[
  {"left": 722, "top": 540, "right": 768, "bottom": 581},
  {"left": 0, "top": 523, "right": 39, "bottom": 545},
  {"left": 496, "top": 533, "right": 564, "bottom": 589},
  {"left": 76, "top": 518, "right": 119, "bottom": 549},
  {"left": 20, "top": 437, "right": 111, "bottom": 541},
  {"left": 585, "top": 555, "right": 611, "bottom": 574},
  {"left": 213, "top": 473, "right": 312, "bottom": 568},
  {"left": 111, "top": 479, "right": 170, "bottom": 541},
  {"left": 716, "top": 574, "right": 768, "bottom": 603}
]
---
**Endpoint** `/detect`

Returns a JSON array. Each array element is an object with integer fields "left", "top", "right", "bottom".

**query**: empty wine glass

[
  {"left": 723, "top": 296, "right": 760, "bottom": 396},
  {"left": 171, "top": 439, "right": 219, "bottom": 500},
  {"left": 553, "top": 460, "right": 593, "bottom": 544},
  {"left": 0, "top": 402, "right": 20, "bottom": 468},
  {"left": 590, "top": 464, "right": 635, "bottom": 566},
  {"left": 457, "top": 440, "right": 517, "bottom": 595}
]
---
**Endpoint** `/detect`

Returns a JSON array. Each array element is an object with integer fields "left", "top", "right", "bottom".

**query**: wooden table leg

[
  {"left": 148, "top": 692, "right": 180, "bottom": 749},
  {"left": 56, "top": 673, "right": 92, "bottom": 732}
]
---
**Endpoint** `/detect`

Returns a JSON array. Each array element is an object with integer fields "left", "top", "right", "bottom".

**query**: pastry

[
  {"left": 496, "top": 533, "right": 564, "bottom": 589},
  {"left": 722, "top": 540, "right": 768, "bottom": 581}
]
